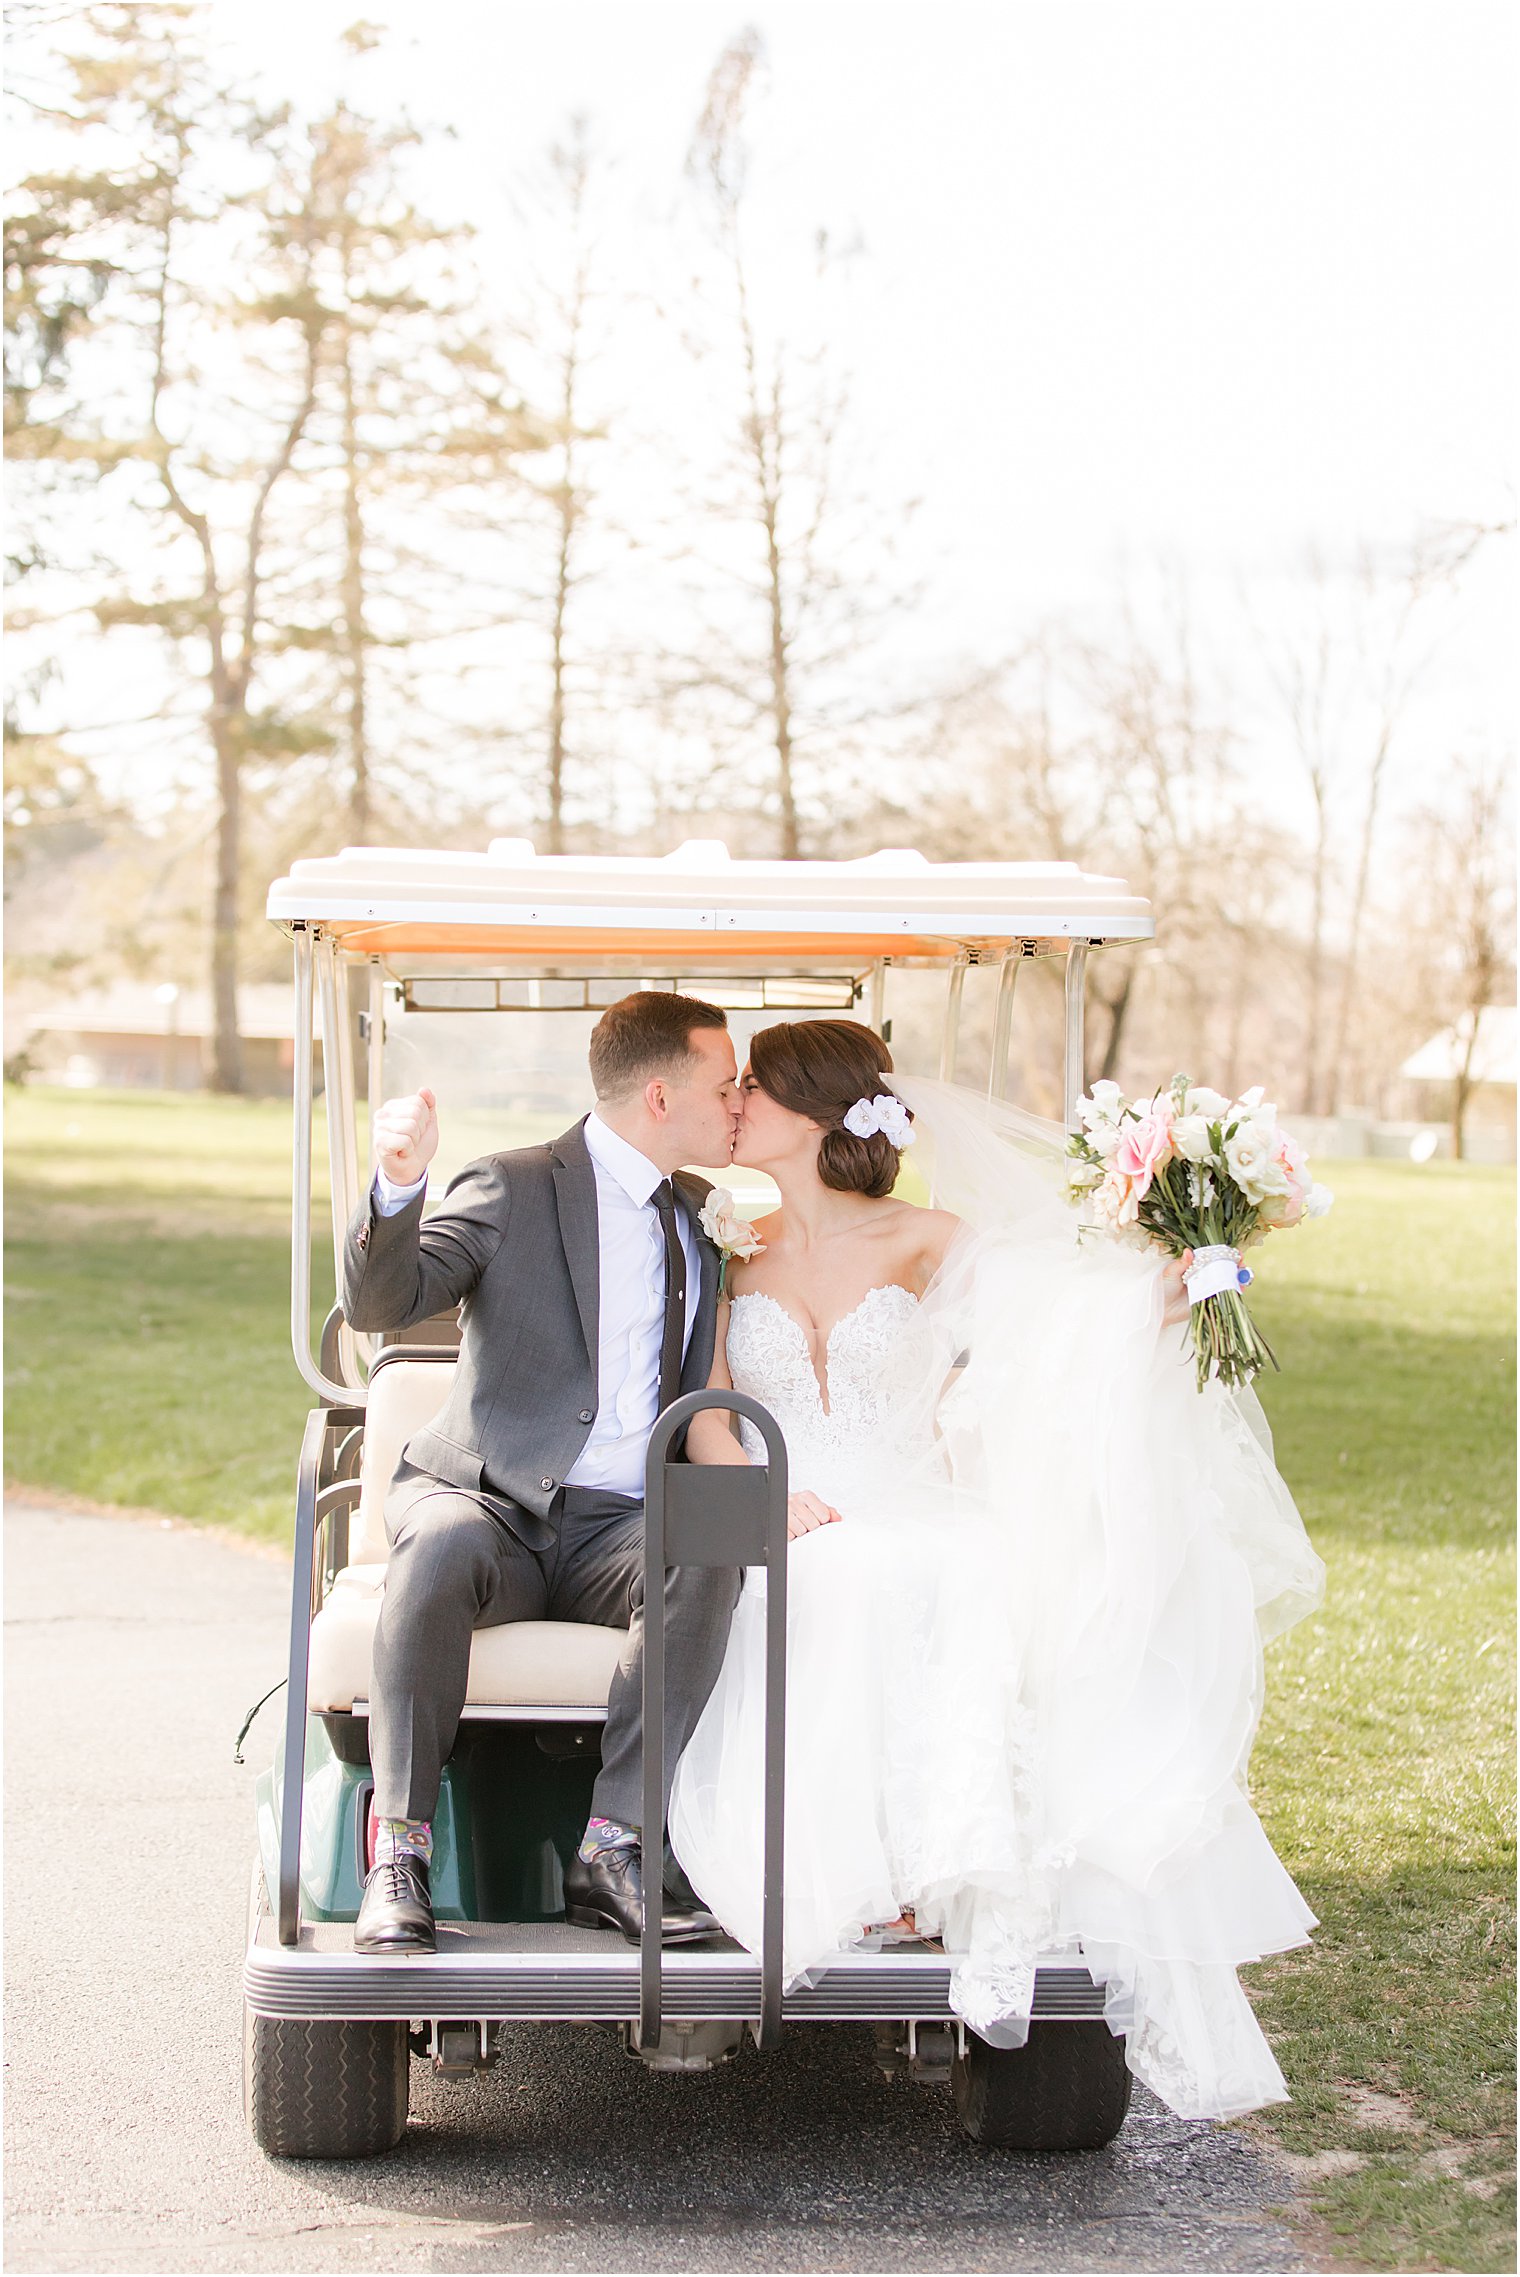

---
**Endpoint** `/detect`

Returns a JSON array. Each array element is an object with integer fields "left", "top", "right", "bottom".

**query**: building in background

[
  {"left": 1398, "top": 1006, "right": 1516, "bottom": 1163},
  {"left": 8, "top": 984, "right": 309, "bottom": 1097}
]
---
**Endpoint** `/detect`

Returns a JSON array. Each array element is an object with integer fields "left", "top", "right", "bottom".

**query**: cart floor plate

[{"left": 244, "top": 1916, "right": 1107, "bottom": 2023}]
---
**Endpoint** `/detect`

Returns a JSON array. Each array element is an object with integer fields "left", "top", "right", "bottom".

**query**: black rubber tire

[
  {"left": 244, "top": 2007, "right": 410, "bottom": 2159},
  {"left": 951, "top": 2021, "right": 1133, "bottom": 2150}
]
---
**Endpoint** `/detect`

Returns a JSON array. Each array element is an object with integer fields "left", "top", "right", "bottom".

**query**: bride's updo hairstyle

[{"left": 747, "top": 1019, "right": 912, "bottom": 1199}]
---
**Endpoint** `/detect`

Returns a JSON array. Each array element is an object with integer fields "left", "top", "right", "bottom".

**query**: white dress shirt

[{"left": 372, "top": 1111, "right": 702, "bottom": 1498}]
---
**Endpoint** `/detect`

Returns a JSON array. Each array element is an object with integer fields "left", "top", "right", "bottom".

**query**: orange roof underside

[{"left": 320, "top": 922, "right": 1087, "bottom": 961}]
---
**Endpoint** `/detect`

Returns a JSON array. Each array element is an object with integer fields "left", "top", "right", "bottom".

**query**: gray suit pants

[{"left": 370, "top": 1460, "right": 740, "bottom": 1831}]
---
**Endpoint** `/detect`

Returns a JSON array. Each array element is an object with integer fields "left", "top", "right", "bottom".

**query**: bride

[{"left": 668, "top": 1016, "right": 1325, "bottom": 2123}]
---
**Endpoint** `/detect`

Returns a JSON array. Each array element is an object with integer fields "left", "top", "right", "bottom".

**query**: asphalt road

[{"left": 4, "top": 1498, "right": 1320, "bottom": 2275}]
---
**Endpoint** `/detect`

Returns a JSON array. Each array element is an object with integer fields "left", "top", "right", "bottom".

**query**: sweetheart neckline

[{"left": 728, "top": 1284, "right": 920, "bottom": 1419}]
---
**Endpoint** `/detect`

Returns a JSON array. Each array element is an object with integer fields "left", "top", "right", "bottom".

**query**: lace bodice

[{"left": 726, "top": 1285, "right": 940, "bottom": 1498}]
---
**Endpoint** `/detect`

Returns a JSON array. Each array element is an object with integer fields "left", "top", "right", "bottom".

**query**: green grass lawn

[
  {"left": 1244, "top": 1156, "right": 1515, "bottom": 2272},
  {"left": 4, "top": 1085, "right": 1514, "bottom": 2270}
]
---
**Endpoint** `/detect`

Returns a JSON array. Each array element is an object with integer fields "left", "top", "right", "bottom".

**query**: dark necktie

[{"left": 651, "top": 1180, "right": 687, "bottom": 1413}]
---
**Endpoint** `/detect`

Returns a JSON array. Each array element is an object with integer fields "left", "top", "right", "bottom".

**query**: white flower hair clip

[{"left": 842, "top": 1089, "right": 915, "bottom": 1148}]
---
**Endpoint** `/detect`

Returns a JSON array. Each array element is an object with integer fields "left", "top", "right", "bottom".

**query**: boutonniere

[{"left": 698, "top": 1187, "right": 766, "bottom": 1292}]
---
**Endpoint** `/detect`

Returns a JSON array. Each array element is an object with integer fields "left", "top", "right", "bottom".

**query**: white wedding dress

[{"left": 668, "top": 1077, "right": 1325, "bottom": 2122}]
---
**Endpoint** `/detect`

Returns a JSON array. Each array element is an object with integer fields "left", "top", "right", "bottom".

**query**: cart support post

[
  {"left": 1063, "top": 941, "right": 1090, "bottom": 1131},
  {"left": 988, "top": 952, "right": 1021, "bottom": 1100},
  {"left": 641, "top": 1391, "right": 788, "bottom": 2053},
  {"left": 367, "top": 959, "right": 385, "bottom": 1130},
  {"left": 277, "top": 1404, "right": 363, "bottom": 1944},
  {"left": 317, "top": 938, "right": 364, "bottom": 1388},
  {"left": 938, "top": 953, "right": 969, "bottom": 1083},
  {"left": 290, "top": 932, "right": 356, "bottom": 1406},
  {"left": 866, "top": 960, "right": 886, "bottom": 1038}
]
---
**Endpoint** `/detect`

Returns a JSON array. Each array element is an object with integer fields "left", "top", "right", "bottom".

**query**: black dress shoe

[
  {"left": 563, "top": 1847, "right": 721, "bottom": 1945},
  {"left": 354, "top": 1855, "right": 436, "bottom": 1953}
]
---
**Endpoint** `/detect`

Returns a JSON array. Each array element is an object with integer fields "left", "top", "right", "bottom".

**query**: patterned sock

[
  {"left": 373, "top": 1815, "right": 432, "bottom": 1869},
  {"left": 578, "top": 1816, "right": 640, "bottom": 1862}
]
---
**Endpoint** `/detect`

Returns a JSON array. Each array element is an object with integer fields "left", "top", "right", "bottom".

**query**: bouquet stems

[{"left": 1188, "top": 1284, "right": 1278, "bottom": 1393}]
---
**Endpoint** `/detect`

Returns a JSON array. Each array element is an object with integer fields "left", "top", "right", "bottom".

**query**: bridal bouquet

[{"left": 1065, "top": 1076, "right": 1333, "bottom": 1391}]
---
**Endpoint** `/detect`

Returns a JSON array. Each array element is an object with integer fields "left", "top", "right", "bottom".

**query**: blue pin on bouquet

[{"left": 1064, "top": 1074, "right": 1334, "bottom": 1392}]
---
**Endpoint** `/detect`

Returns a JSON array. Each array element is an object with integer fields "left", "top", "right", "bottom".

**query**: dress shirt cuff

[{"left": 373, "top": 1167, "right": 427, "bottom": 1217}]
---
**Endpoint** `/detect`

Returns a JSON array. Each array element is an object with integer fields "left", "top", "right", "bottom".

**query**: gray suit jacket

[{"left": 340, "top": 1117, "right": 721, "bottom": 1527}]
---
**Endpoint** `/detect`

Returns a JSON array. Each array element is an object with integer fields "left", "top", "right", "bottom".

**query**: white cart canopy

[{"left": 265, "top": 840, "right": 1153, "bottom": 972}]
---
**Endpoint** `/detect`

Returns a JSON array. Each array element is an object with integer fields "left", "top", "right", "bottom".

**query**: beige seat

[{"left": 307, "top": 1351, "right": 626, "bottom": 1717}]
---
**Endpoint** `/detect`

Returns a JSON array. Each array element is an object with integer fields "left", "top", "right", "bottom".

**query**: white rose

[
  {"left": 1079, "top": 1080, "right": 1124, "bottom": 1130},
  {"left": 1306, "top": 1182, "right": 1335, "bottom": 1219},
  {"left": 1186, "top": 1164, "right": 1217, "bottom": 1209},
  {"left": 1171, "top": 1114, "right": 1215, "bottom": 1164},
  {"left": 1223, "top": 1125, "right": 1289, "bottom": 1204},
  {"left": 1184, "top": 1085, "right": 1231, "bottom": 1120},
  {"left": 698, "top": 1188, "right": 766, "bottom": 1259}
]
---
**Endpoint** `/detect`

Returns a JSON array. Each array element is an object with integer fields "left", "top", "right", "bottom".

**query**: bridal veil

[{"left": 885, "top": 1075, "right": 1325, "bottom": 2116}]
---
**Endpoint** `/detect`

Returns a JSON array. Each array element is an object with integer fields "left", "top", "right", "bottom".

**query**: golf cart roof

[{"left": 265, "top": 841, "right": 1153, "bottom": 972}]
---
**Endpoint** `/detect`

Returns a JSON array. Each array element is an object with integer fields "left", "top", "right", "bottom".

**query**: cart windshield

[{"left": 379, "top": 981, "right": 856, "bottom": 1210}]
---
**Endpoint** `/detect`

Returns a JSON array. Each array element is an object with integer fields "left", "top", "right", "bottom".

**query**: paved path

[{"left": 4, "top": 1498, "right": 1320, "bottom": 2273}]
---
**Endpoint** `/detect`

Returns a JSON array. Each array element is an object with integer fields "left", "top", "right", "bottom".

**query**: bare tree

[
  {"left": 9, "top": 9, "right": 337, "bottom": 1087},
  {"left": 277, "top": 81, "right": 527, "bottom": 846},
  {"left": 1253, "top": 526, "right": 1491, "bottom": 1114},
  {"left": 678, "top": 30, "right": 918, "bottom": 857},
  {"left": 135, "top": 104, "right": 325, "bottom": 1092},
  {"left": 499, "top": 117, "right": 619, "bottom": 853},
  {"left": 1412, "top": 759, "right": 1515, "bottom": 1159},
  {"left": 898, "top": 597, "right": 1307, "bottom": 1103}
]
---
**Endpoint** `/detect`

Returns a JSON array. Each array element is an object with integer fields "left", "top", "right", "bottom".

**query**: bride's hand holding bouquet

[{"left": 1066, "top": 1075, "right": 1333, "bottom": 1391}]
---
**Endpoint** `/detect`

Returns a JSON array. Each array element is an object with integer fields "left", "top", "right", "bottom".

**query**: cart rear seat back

[{"left": 307, "top": 1348, "right": 625, "bottom": 1718}]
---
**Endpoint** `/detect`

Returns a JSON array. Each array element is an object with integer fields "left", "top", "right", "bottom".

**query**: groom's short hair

[{"left": 589, "top": 991, "right": 729, "bottom": 1101}]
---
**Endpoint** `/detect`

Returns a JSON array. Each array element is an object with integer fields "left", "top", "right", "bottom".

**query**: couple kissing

[{"left": 342, "top": 990, "right": 1324, "bottom": 2122}]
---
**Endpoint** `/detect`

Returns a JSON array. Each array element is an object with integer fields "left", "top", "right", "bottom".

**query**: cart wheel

[
  {"left": 244, "top": 2006, "right": 410, "bottom": 2159},
  {"left": 951, "top": 2021, "right": 1132, "bottom": 2150}
]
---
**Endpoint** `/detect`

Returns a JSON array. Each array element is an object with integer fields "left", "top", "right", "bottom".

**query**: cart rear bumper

[{"left": 244, "top": 1919, "right": 1107, "bottom": 2024}]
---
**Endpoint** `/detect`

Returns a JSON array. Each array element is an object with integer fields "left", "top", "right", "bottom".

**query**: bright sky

[
  {"left": 242, "top": 3, "right": 1517, "bottom": 601},
  {"left": 15, "top": 1, "right": 1519, "bottom": 825}
]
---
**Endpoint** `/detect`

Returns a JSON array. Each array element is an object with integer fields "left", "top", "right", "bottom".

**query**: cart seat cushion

[
  {"left": 307, "top": 1564, "right": 626, "bottom": 1715},
  {"left": 351, "top": 1351, "right": 459, "bottom": 1564}
]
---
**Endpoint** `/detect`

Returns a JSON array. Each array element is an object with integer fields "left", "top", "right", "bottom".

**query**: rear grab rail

[{"left": 640, "top": 1391, "right": 789, "bottom": 2054}]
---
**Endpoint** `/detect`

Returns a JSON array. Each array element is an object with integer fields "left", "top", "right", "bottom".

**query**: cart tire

[
  {"left": 951, "top": 2021, "right": 1132, "bottom": 2150},
  {"left": 244, "top": 2006, "right": 410, "bottom": 2159}
]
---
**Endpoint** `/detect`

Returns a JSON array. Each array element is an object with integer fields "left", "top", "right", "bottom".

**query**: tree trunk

[
  {"left": 547, "top": 499, "right": 571, "bottom": 855},
  {"left": 1096, "top": 964, "right": 1138, "bottom": 1083},
  {"left": 340, "top": 334, "right": 369, "bottom": 843},
  {"left": 763, "top": 499, "right": 798, "bottom": 858},
  {"left": 1450, "top": 1015, "right": 1481, "bottom": 1163},
  {"left": 1301, "top": 821, "right": 1327, "bottom": 1114},
  {"left": 209, "top": 709, "right": 243, "bottom": 1093},
  {"left": 1326, "top": 730, "right": 1395, "bottom": 1115}
]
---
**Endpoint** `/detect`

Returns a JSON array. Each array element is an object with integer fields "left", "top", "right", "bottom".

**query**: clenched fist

[
  {"left": 373, "top": 1088, "right": 439, "bottom": 1188},
  {"left": 787, "top": 1490, "right": 842, "bottom": 1541}
]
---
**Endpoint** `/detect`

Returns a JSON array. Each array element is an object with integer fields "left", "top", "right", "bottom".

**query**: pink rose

[
  {"left": 1257, "top": 1186, "right": 1305, "bottom": 1229},
  {"left": 1113, "top": 1106, "right": 1175, "bottom": 1201},
  {"left": 1270, "top": 1130, "right": 1309, "bottom": 1224}
]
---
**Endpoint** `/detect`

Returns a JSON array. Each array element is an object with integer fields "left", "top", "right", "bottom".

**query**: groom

[{"left": 340, "top": 991, "right": 743, "bottom": 1955}]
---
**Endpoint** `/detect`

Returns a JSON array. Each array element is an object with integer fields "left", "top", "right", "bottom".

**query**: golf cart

[{"left": 245, "top": 840, "right": 1155, "bottom": 2159}]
